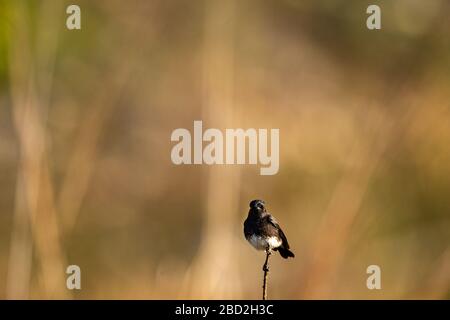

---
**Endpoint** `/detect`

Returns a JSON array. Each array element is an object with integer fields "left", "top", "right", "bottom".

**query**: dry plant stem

[{"left": 262, "top": 249, "right": 271, "bottom": 300}]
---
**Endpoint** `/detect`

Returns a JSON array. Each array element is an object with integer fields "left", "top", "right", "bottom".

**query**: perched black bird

[{"left": 244, "top": 200, "right": 295, "bottom": 259}]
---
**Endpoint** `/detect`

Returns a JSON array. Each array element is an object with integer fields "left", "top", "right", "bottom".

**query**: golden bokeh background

[{"left": 0, "top": 0, "right": 449, "bottom": 299}]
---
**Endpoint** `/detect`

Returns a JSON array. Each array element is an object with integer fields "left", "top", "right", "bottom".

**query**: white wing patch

[{"left": 267, "top": 236, "right": 282, "bottom": 249}]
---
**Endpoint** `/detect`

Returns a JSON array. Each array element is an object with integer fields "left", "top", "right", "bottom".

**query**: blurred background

[{"left": 0, "top": 0, "right": 449, "bottom": 299}]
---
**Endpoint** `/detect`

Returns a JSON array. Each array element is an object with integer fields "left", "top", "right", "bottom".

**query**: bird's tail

[{"left": 278, "top": 246, "right": 295, "bottom": 259}]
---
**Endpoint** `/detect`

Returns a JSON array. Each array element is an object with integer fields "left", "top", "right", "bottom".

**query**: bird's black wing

[
  {"left": 268, "top": 215, "right": 291, "bottom": 250},
  {"left": 243, "top": 215, "right": 256, "bottom": 239}
]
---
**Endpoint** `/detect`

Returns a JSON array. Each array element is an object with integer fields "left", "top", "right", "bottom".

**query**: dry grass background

[{"left": 0, "top": 0, "right": 449, "bottom": 299}]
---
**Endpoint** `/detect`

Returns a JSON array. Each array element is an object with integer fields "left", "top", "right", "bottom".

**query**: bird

[{"left": 244, "top": 199, "right": 294, "bottom": 259}]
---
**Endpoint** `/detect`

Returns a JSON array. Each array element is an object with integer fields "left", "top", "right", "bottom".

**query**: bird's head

[{"left": 249, "top": 199, "right": 266, "bottom": 213}]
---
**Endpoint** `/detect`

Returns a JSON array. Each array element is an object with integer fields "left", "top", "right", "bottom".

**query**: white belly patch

[{"left": 248, "top": 235, "right": 282, "bottom": 250}]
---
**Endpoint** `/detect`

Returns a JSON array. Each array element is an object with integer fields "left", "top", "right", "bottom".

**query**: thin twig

[{"left": 262, "top": 249, "right": 271, "bottom": 300}]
